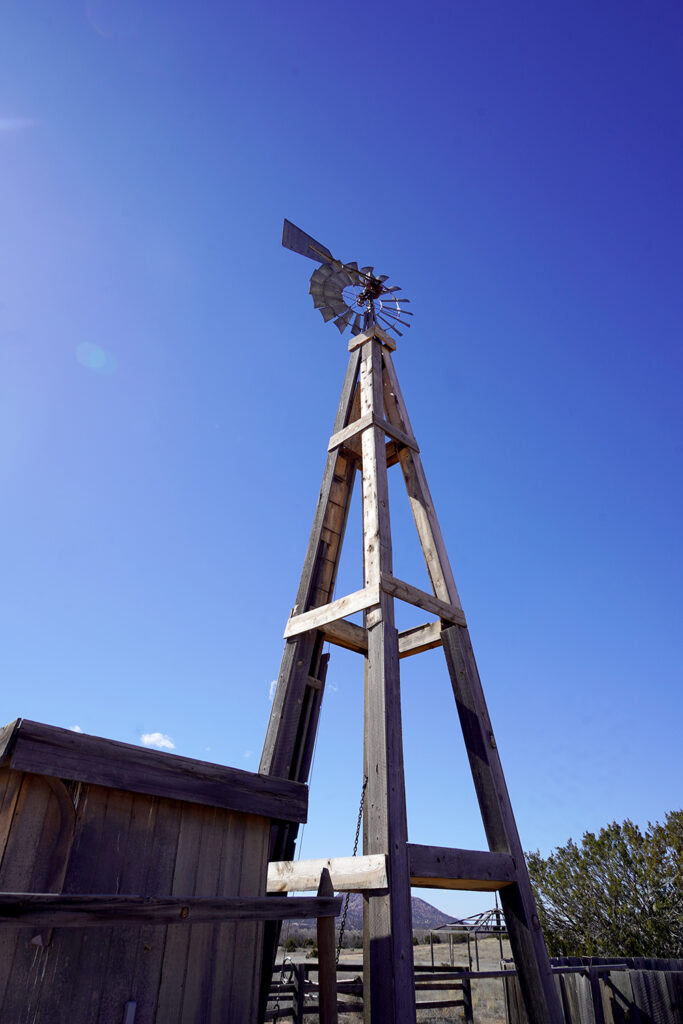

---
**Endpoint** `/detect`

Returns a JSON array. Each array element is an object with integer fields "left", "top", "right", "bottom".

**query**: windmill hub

[{"left": 282, "top": 218, "right": 412, "bottom": 338}]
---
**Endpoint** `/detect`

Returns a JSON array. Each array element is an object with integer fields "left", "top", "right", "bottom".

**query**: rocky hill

[{"left": 288, "top": 892, "right": 456, "bottom": 933}]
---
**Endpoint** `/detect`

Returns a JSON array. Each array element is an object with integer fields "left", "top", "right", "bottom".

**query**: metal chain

[{"left": 336, "top": 775, "right": 368, "bottom": 964}]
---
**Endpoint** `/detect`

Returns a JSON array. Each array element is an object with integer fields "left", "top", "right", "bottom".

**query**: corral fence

[
  {"left": 266, "top": 957, "right": 683, "bottom": 1022},
  {"left": 505, "top": 956, "right": 683, "bottom": 1024}
]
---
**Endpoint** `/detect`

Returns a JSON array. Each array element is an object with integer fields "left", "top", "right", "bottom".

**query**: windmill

[{"left": 259, "top": 221, "right": 563, "bottom": 1024}]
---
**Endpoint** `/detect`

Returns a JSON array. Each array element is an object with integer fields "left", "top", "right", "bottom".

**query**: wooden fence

[
  {"left": 267, "top": 958, "right": 683, "bottom": 1023},
  {"left": 506, "top": 957, "right": 683, "bottom": 1024}
]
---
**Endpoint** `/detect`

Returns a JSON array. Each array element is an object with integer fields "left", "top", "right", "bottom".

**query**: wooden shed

[{"left": 0, "top": 719, "right": 329, "bottom": 1024}]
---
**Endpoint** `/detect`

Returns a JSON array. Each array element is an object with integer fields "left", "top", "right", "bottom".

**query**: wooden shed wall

[{"left": 0, "top": 767, "right": 270, "bottom": 1024}]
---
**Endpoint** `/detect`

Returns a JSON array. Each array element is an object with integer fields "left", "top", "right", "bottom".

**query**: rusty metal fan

[{"left": 282, "top": 219, "right": 412, "bottom": 338}]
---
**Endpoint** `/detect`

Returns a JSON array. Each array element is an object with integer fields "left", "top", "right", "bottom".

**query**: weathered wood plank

[
  {"left": 98, "top": 790, "right": 155, "bottom": 1023},
  {"left": 348, "top": 324, "right": 396, "bottom": 352},
  {"left": 441, "top": 624, "right": 563, "bottom": 1024},
  {"left": 155, "top": 800, "right": 204, "bottom": 1024},
  {"left": 397, "top": 621, "right": 443, "bottom": 659},
  {"left": 283, "top": 584, "right": 381, "bottom": 639},
  {"left": 131, "top": 796, "right": 183, "bottom": 1024},
  {"left": 319, "top": 618, "right": 368, "bottom": 655},
  {"left": 267, "top": 854, "right": 388, "bottom": 893},
  {"left": 0, "top": 773, "right": 62, "bottom": 1021},
  {"left": 407, "top": 843, "right": 516, "bottom": 890},
  {"left": 382, "top": 349, "right": 463, "bottom": 608},
  {"left": 380, "top": 573, "right": 466, "bottom": 626},
  {"left": 230, "top": 814, "right": 270, "bottom": 1024},
  {"left": 328, "top": 411, "right": 373, "bottom": 452},
  {"left": 211, "top": 811, "right": 246, "bottom": 1023},
  {"left": 0, "top": 892, "right": 343, "bottom": 926},
  {"left": 259, "top": 351, "right": 361, "bottom": 1017},
  {"left": 3, "top": 719, "right": 307, "bottom": 823},
  {"left": 180, "top": 805, "right": 223, "bottom": 1023},
  {"left": 316, "top": 869, "right": 338, "bottom": 1024},
  {"left": 64, "top": 787, "right": 135, "bottom": 1024}
]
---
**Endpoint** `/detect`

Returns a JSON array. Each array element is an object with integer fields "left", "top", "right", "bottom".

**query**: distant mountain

[{"left": 288, "top": 893, "right": 456, "bottom": 933}]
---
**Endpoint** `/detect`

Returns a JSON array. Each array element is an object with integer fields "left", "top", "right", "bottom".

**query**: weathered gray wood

[
  {"left": 319, "top": 618, "right": 368, "bottom": 654},
  {"left": 267, "top": 854, "right": 388, "bottom": 893},
  {"left": 258, "top": 357, "right": 365, "bottom": 1019},
  {"left": 328, "top": 412, "right": 418, "bottom": 455},
  {"left": 229, "top": 814, "right": 270, "bottom": 1024},
  {"left": 380, "top": 572, "right": 466, "bottom": 626},
  {"left": 0, "top": 772, "right": 63, "bottom": 1021},
  {"left": 180, "top": 805, "right": 223, "bottom": 1023},
  {"left": 441, "top": 623, "right": 564, "bottom": 1024},
  {"left": 2, "top": 720, "right": 308, "bottom": 824},
  {"left": 0, "top": 892, "right": 342, "bottom": 927},
  {"left": 382, "top": 349, "right": 463, "bottom": 608},
  {"left": 316, "top": 869, "right": 338, "bottom": 1024},
  {"left": 407, "top": 843, "right": 516, "bottom": 890},
  {"left": 210, "top": 811, "right": 245, "bottom": 1023},
  {"left": 360, "top": 335, "right": 416, "bottom": 1024},
  {"left": 66, "top": 787, "right": 136, "bottom": 1024},
  {"left": 283, "top": 583, "right": 380, "bottom": 639},
  {"left": 348, "top": 324, "right": 396, "bottom": 352},
  {"left": 373, "top": 414, "right": 419, "bottom": 453},
  {"left": 328, "top": 411, "right": 373, "bottom": 452},
  {"left": 131, "top": 796, "right": 183, "bottom": 1024},
  {"left": 397, "top": 620, "right": 443, "bottom": 658}
]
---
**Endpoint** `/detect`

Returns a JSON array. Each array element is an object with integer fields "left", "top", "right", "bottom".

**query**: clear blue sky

[{"left": 1, "top": 1, "right": 681, "bottom": 917}]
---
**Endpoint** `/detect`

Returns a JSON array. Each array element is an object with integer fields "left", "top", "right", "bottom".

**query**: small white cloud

[
  {"left": 329, "top": 682, "right": 338, "bottom": 693},
  {"left": 70, "top": 725, "right": 84, "bottom": 733},
  {"left": 268, "top": 680, "right": 277, "bottom": 701},
  {"left": 0, "top": 117, "right": 36, "bottom": 132},
  {"left": 141, "top": 731, "right": 175, "bottom": 750},
  {"left": 243, "top": 750, "right": 253, "bottom": 759}
]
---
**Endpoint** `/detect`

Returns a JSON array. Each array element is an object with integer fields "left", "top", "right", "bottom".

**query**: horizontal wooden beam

[
  {"left": 408, "top": 844, "right": 516, "bottom": 891},
  {"left": 397, "top": 621, "right": 443, "bottom": 659},
  {"left": 380, "top": 574, "right": 467, "bottom": 627},
  {"left": 319, "top": 618, "right": 368, "bottom": 655},
  {"left": 317, "top": 619, "right": 445, "bottom": 660},
  {"left": 348, "top": 325, "right": 396, "bottom": 352},
  {"left": 328, "top": 412, "right": 373, "bottom": 453},
  {"left": 0, "top": 892, "right": 342, "bottom": 928},
  {"left": 328, "top": 414, "right": 418, "bottom": 455},
  {"left": 0, "top": 719, "right": 308, "bottom": 824},
  {"left": 284, "top": 584, "right": 381, "bottom": 640},
  {"left": 267, "top": 855, "right": 388, "bottom": 893}
]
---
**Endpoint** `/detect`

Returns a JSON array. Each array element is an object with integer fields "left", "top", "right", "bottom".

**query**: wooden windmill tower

[{"left": 259, "top": 221, "right": 564, "bottom": 1024}]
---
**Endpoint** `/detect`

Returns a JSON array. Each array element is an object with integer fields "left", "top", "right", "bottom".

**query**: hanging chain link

[{"left": 336, "top": 775, "right": 368, "bottom": 965}]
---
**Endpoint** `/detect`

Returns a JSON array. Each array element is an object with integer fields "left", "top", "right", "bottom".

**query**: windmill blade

[
  {"left": 352, "top": 313, "right": 363, "bottom": 335},
  {"left": 282, "top": 219, "right": 334, "bottom": 264}
]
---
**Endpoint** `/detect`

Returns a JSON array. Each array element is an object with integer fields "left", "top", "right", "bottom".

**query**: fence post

[
  {"left": 588, "top": 966, "right": 606, "bottom": 1024},
  {"left": 316, "top": 869, "right": 338, "bottom": 1024},
  {"left": 461, "top": 976, "right": 474, "bottom": 1024},
  {"left": 295, "top": 963, "right": 305, "bottom": 1023}
]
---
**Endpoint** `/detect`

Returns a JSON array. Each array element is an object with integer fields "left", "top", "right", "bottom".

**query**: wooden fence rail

[{"left": 266, "top": 959, "right": 683, "bottom": 1023}]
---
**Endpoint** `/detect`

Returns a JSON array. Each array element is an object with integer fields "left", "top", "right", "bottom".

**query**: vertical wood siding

[{"left": 0, "top": 768, "right": 270, "bottom": 1023}]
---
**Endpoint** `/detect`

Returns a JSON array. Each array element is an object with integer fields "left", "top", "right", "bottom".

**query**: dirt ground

[{"left": 273, "top": 935, "right": 513, "bottom": 1023}]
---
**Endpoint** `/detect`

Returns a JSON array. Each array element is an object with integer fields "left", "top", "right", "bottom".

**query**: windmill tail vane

[{"left": 281, "top": 218, "right": 412, "bottom": 338}]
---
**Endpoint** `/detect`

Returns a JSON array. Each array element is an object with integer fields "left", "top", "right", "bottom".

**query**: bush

[{"left": 528, "top": 811, "right": 683, "bottom": 958}]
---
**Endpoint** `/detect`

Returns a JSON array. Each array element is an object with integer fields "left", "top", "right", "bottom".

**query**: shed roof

[{"left": 0, "top": 719, "right": 307, "bottom": 824}]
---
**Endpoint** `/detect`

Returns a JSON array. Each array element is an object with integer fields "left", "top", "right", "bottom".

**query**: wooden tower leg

[
  {"left": 442, "top": 623, "right": 564, "bottom": 1024},
  {"left": 258, "top": 349, "right": 361, "bottom": 1022},
  {"left": 360, "top": 336, "right": 416, "bottom": 1024}
]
